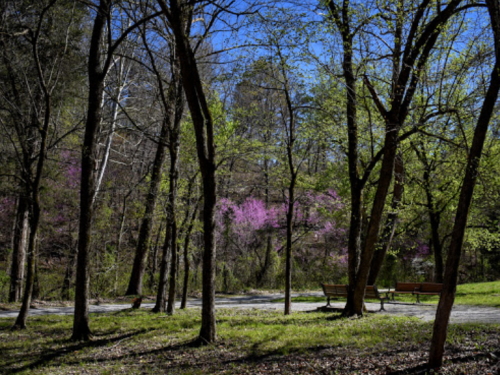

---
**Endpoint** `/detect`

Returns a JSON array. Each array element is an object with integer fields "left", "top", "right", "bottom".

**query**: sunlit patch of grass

[{"left": 0, "top": 308, "right": 498, "bottom": 374}]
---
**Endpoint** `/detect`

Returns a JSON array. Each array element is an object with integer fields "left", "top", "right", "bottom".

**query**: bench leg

[
  {"left": 416, "top": 294, "right": 420, "bottom": 304},
  {"left": 380, "top": 300, "right": 385, "bottom": 311},
  {"left": 326, "top": 296, "right": 331, "bottom": 307}
]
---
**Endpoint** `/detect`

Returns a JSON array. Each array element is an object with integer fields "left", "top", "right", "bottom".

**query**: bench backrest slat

[
  {"left": 322, "top": 284, "right": 348, "bottom": 296},
  {"left": 396, "top": 282, "right": 421, "bottom": 292},
  {"left": 365, "top": 285, "right": 380, "bottom": 299},
  {"left": 420, "top": 282, "right": 443, "bottom": 293}
]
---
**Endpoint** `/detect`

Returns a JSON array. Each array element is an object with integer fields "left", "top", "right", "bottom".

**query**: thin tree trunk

[
  {"left": 12, "top": 220, "right": 37, "bottom": 329},
  {"left": 424, "top": 174, "right": 444, "bottom": 283},
  {"left": 412, "top": 140, "right": 445, "bottom": 283},
  {"left": 350, "top": 124, "right": 398, "bottom": 315},
  {"left": 114, "top": 195, "right": 128, "bottom": 296},
  {"left": 148, "top": 220, "right": 163, "bottom": 292},
  {"left": 180, "top": 203, "right": 198, "bottom": 309},
  {"left": 257, "top": 234, "right": 273, "bottom": 287},
  {"left": 257, "top": 156, "right": 272, "bottom": 287},
  {"left": 72, "top": 0, "right": 110, "bottom": 340},
  {"left": 343, "top": 0, "right": 461, "bottom": 316},
  {"left": 429, "top": 1, "right": 500, "bottom": 365},
  {"left": 32, "top": 256, "right": 40, "bottom": 300},
  {"left": 9, "top": 195, "right": 29, "bottom": 302},
  {"left": 152, "top": 219, "right": 171, "bottom": 313},
  {"left": 326, "top": 2, "right": 363, "bottom": 315},
  {"left": 126, "top": 116, "right": 170, "bottom": 296},
  {"left": 13, "top": 92, "right": 52, "bottom": 329},
  {"left": 62, "top": 242, "right": 77, "bottom": 300},
  {"left": 71, "top": 0, "right": 160, "bottom": 339},
  {"left": 367, "top": 150, "right": 404, "bottom": 285},
  {"left": 91, "top": 76, "right": 124, "bottom": 205},
  {"left": 284, "top": 179, "right": 295, "bottom": 315},
  {"left": 158, "top": 0, "right": 218, "bottom": 343},
  {"left": 166, "top": 139, "right": 180, "bottom": 314}
]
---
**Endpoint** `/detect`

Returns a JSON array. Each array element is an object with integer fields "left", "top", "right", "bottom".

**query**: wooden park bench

[
  {"left": 387, "top": 282, "right": 421, "bottom": 301},
  {"left": 414, "top": 282, "right": 443, "bottom": 303},
  {"left": 387, "top": 282, "right": 443, "bottom": 303},
  {"left": 321, "top": 284, "right": 389, "bottom": 311},
  {"left": 365, "top": 285, "right": 390, "bottom": 311},
  {"left": 321, "top": 284, "right": 348, "bottom": 307}
]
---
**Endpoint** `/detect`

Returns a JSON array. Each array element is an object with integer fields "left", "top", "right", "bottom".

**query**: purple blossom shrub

[
  {"left": 40, "top": 150, "right": 81, "bottom": 254},
  {"left": 215, "top": 190, "right": 349, "bottom": 286},
  {"left": 60, "top": 150, "right": 81, "bottom": 189}
]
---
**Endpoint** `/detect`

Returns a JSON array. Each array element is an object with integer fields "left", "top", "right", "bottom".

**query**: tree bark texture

[
  {"left": 126, "top": 115, "right": 170, "bottom": 296},
  {"left": 326, "top": 1, "right": 363, "bottom": 315},
  {"left": 340, "top": 0, "right": 462, "bottom": 316},
  {"left": 13, "top": 93, "right": 52, "bottom": 329},
  {"left": 428, "top": 0, "right": 500, "bottom": 367},
  {"left": 9, "top": 195, "right": 29, "bottom": 302},
  {"left": 424, "top": 170, "right": 445, "bottom": 283},
  {"left": 412, "top": 140, "right": 445, "bottom": 283},
  {"left": 153, "top": 219, "right": 172, "bottom": 313},
  {"left": 158, "top": 0, "right": 218, "bottom": 343},
  {"left": 284, "top": 177, "right": 295, "bottom": 315},
  {"left": 350, "top": 120, "right": 399, "bottom": 315},
  {"left": 367, "top": 150, "right": 404, "bottom": 285},
  {"left": 62, "top": 243, "right": 77, "bottom": 301},
  {"left": 283, "top": 109, "right": 296, "bottom": 316},
  {"left": 166, "top": 102, "right": 182, "bottom": 315},
  {"left": 181, "top": 203, "right": 198, "bottom": 309},
  {"left": 72, "top": 0, "right": 110, "bottom": 341}
]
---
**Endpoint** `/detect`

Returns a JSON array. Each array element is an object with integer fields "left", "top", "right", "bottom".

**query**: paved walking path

[{"left": 1, "top": 293, "right": 499, "bottom": 324}]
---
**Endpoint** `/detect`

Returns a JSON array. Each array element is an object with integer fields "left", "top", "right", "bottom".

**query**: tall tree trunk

[
  {"left": 341, "top": 0, "right": 462, "bottom": 316},
  {"left": 166, "top": 129, "right": 181, "bottom": 314},
  {"left": 367, "top": 150, "right": 404, "bottom": 285},
  {"left": 326, "top": 2, "right": 363, "bottom": 315},
  {"left": 429, "top": 0, "right": 500, "bottom": 366},
  {"left": 62, "top": 243, "right": 77, "bottom": 301},
  {"left": 181, "top": 203, "right": 198, "bottom": 309},
  {"left": 72, "top": 0, "right": 110, "bottom": 340},
  {"left": 412, "top": 140, "right": 445, "bottom": 283},
  {"left": 12, "top": 213, "right": 37, "bottom": 329},
  {"left": 349, "top": 121, "right": 399, "bottom": 315},
  {"left": 158, "top": 0, "right": 218, "bottom": 344},
  {"left": 13, "top": 93, "right": 52, "bottom": 329},
  {"left": 424, "top": 173, "right": 444, "bottom": 283},
  {"left": 9, "top": 195, "right": 29, "bottom": 302},
  {"left": 126, "top": 116, "right": 170, "bottom": 296},
  {"left": 91, "top": 76, "right": 124, "bottom": 205},
  {"left": 32, "top": 256, "right": 40, "bottom": 300},
  {"left": 114, "top": 194, "right": 128, "bottom": 296},
  {"left": 284, "top": 177, "right": 296, "bottom": 315},
  {"left": 257, "top": 156, "right": 272, "bottom": 287},
  {"left": 152, "top": 219, "right": 171, "bottom": 312},
  {"left": 148, "top": 220, "right": 163, "bottom": 292}
]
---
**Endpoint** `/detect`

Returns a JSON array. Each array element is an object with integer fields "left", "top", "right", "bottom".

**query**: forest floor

[
  {"left": 1, "top": 291, "right": 500, "bottom": 374},
  {"left": 0, "top": 306, "right": 499, "bottom": 375}
]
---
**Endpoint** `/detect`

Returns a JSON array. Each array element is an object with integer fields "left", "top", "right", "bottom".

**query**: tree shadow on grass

[
  {"left": 5, "top": 332, "right": 221, "bottom": 374},
  {"left": 4, "top": 329, "right": 148, "bottom": 374},
  {"left": 386, "top": 349, "right": 500, "bottom": 375}
]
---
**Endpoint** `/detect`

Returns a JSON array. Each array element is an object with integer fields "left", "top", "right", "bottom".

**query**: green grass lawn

[
  {"left": 274, "top": 281, "right": 500, "bottom": 307},
  {"left": 0, "top": 308, "right": 498, "bottom": 374}
]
